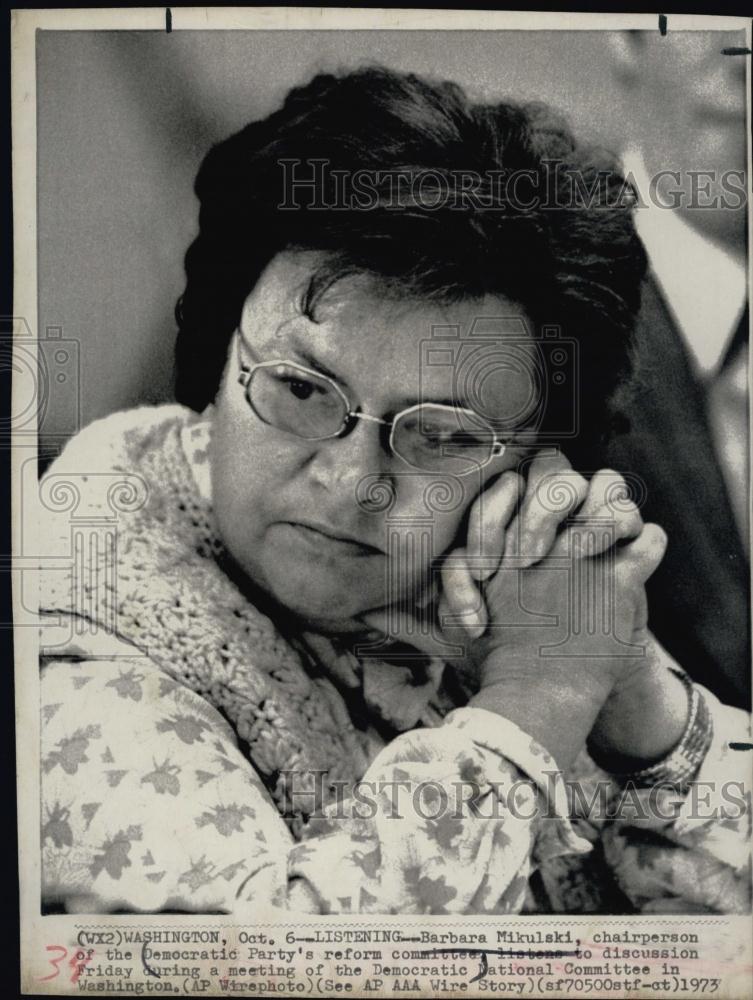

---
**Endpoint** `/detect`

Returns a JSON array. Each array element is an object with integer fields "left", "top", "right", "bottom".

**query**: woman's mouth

[{"left": 281, "top": 521, "right": 383, "bottom": 558}]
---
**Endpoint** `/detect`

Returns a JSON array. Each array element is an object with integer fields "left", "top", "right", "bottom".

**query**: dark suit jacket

[{"left": 601, "top": 278, "right": 750, "bottom": 708}]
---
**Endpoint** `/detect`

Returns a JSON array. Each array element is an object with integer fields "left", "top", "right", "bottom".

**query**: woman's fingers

[
  {"left": 466, "top": 471, "right": 524, "bottom": 580},
  {"left": 501, "top": 451, "right": 589, "bottom": 569},
  {"left": 550, "top": 469, "right": 644, "bottom": 559},
  {"left": 439, "top": 547, "right": 488, "bottom": 639}
]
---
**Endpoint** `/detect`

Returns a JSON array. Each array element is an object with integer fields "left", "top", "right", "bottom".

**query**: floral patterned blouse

[{"left": 39, "top": 406, "right": 752, "bottom": 916}]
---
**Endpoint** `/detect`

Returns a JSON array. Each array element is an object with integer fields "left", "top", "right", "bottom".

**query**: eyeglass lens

[
  {"left": 248, "top": 363, "right": 347, "bottom": 438},
  {"left": 393, "top": 408, "right": 497, "bottom": 473}
]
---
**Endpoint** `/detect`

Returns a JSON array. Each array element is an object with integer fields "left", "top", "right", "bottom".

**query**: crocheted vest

[{"left": 38, "top": 405, "right": 429, "bottom": 831}]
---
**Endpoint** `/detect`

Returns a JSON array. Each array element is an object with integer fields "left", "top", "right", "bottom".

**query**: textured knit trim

[{"left": 39, "top": 405, "right": 379, "bottom": 830}]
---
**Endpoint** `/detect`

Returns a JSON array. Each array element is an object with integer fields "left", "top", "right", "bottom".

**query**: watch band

[{"left": 620, "top": 670, "right": 714, "bottom": 792}]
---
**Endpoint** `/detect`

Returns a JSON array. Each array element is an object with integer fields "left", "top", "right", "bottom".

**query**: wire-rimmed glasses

[{"left": 235, "top": 330, "right": 507, "bottom": 475}]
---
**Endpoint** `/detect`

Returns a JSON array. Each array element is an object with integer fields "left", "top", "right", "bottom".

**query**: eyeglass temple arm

[{"left": 236, "top": 332, "right": 250, "bottom": 385}]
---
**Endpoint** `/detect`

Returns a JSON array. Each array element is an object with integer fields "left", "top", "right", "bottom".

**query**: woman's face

[{"left": 210, "top": 252, "right": 538, "bottom": 631}]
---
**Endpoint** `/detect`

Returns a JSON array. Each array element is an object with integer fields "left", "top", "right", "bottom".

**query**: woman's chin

[
  {"left": 263, "top": 573, "right": 380, "bottom": 631},
  {"left": 226, "top": 548, "right": 423, "bottom": 636}
]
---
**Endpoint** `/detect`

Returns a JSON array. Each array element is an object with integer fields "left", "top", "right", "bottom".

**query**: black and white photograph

[{"left": 11, "top": 8, "right": 753, "bottom": 996}]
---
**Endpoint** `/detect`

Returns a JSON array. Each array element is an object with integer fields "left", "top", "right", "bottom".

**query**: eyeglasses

[{"left": 235, "top": 331, "right": 507, "bottom": 475}]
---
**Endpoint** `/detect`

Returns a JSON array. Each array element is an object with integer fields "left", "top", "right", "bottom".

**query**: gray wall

[{"left": 30, "top": 29, "right": 700, "bottom": 446}]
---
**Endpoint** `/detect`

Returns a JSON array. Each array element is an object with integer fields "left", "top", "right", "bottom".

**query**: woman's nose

[{"left": 305, "top": 414, "right": 390, "bottom": 492}]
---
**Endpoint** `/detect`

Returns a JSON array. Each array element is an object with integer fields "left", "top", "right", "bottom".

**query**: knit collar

[{"left": 180, "top": 407, "right": 449, "bottom": 732}]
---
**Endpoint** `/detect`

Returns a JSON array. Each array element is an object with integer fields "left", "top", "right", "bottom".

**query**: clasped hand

[{"left": 363, "top": 451, "right": 689, "bottom": 771}]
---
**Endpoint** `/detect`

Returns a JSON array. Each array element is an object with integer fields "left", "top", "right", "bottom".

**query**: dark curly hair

[{"left": 175, "top": 66, "right": 647, "bottom": 456}]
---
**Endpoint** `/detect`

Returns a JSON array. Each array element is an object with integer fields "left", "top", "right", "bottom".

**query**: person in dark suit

[{"left": 603, "top": 31, "right": 749, "bottom": 706}]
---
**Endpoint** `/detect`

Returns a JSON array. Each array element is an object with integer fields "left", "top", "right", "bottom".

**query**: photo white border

[{"left": 11, "top": 9, "right": 753, "bottom": 998}]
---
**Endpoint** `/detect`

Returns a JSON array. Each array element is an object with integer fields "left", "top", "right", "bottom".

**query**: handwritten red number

[
  {"left": 38, "top": 944, "right": 67, "bottom": 982},
  {"left": 69, "top": 948, "right": 93, "bottom": 983}
]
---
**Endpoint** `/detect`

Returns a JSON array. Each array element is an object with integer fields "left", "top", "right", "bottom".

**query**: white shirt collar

[{"left": 623, "top": 147, "right": 747, "bottom": 378}]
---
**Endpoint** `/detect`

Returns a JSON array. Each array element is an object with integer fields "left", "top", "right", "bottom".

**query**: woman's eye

[
  {"left": 283, "top": 377, "right": 318, "bottom": 401},
  {"left": 416, "top": 430, "right": 446, "bottom": 451},
  {"left": 419, "top": 429, "right": 484, "bottom": 450}
]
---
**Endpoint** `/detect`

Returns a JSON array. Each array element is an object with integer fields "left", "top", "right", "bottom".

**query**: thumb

[{"left": 615, "top": 522, "right": 668, "bottom": 585}]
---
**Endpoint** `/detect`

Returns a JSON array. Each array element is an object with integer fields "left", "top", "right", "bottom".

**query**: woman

[{"left": 39, "top": 67, "right": 750, "bottom": 915}]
